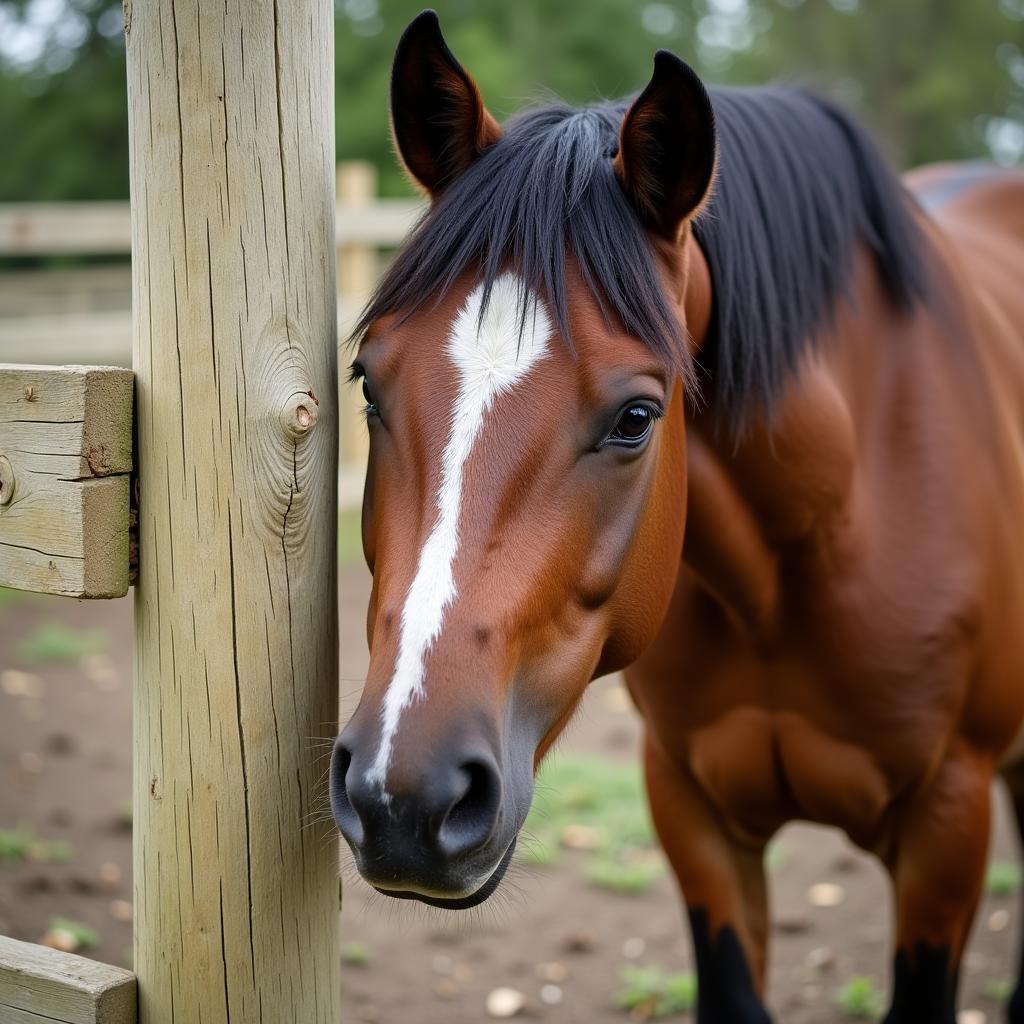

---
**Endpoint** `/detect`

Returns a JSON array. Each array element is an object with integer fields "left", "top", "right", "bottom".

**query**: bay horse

[{"left": 330, "top": 10, "right": 1024, "bottom": 1021}]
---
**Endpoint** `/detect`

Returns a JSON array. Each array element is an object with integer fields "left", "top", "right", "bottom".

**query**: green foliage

[
  {"left": 522, "top": 753, "right": 663, "bottom": 890},
  {"left": 616, "top": 965, "right": 697, "bottom": 1019},
  {"left": 1, "top": 0, "right": 1021, "bottom": 211},
  {"left": 49, "top": 917, "right": 101, "bottom": 950},
  {"left": 526, "top": 754, "right": 654, "bottom": 851},
  {"left": 585, "top": 854, "right": 662, "bottom": 894},
  {"left": 341, "top": 941, "right": 371, "bottom": 966},
  {"left": 835, "top": 976, "right": 884, "bottom": 1019},
  {"left": 765, "top": 837, "right": 786, "bottom": 871},
  {"left": 983, "top": 978, "right": 1013, "bottom": 1001},
  {"left": 339, "top": 507, "right": 364, "bottom": 568},
  {"left": 16, "top": 621, "right": 109, "bottom": 663},
  {"left": 986, "top": 860, "right": 1023, "bottom": 895},
  {"left": 0, "top": 825, "right": 73, "bottom": 864}
]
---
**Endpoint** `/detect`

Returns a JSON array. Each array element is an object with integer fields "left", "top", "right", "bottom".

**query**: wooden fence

[{"left": 0, "top": 165, "right": 423, "bottom": 499}]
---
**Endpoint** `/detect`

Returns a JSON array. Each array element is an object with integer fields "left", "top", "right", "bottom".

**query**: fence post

[
  {"left": 125, "top": 2, "right": 339, "bottom": 1021},
  {"left": 337, "top": 161, "right": 377, "bottom": 467}
]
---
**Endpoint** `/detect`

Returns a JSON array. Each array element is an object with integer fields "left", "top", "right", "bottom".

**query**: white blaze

[{"left": 366, "top": 274, "right": 553, "bottom": 789}]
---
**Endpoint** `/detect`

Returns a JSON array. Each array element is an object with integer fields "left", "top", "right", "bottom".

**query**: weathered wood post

[{"left": 126, "top": 2, "right": 339, "bottom": 1021}]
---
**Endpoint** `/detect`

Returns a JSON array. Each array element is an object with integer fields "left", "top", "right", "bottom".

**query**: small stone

[
  {"left": 41, "top": 928, "right": 80, "bottom": 953},
  {"left": 80, "top": 654, "right": 120, "bottom": 692},
  {"left": 540, "top": 984, "right": 563, "bottom": 1006},
  {"left": 988, "top": 909, "right": 1010, "bottom": 932},
  {"left": 958, "top": 1011, "right": 986, "bottom": 1024},
  {"left": 109, "top": 899, "right": 133, "bottom": 923},
  {"left": 563, "top": 931, "right": 595, "bottom": 954},
  {"left": 99, "top": 862, "right": 122, "bottom": 888},
  {"left": 434, "top": 979, "right": 459, "bottom": 999},
  {"left": 622, "top": 936, "right": 646, "bottom": 959},
  {"left": 805, "top": 946, "right": 835, "bottom": 971},
  {"left": 19, "top": 751, "right": 42, "bottom": 774},
  {"left": 536, "top": 961, "right": 568, "bottom": 983},
  {"left": 486, "top": 987, "right": 525, "bottom": 1018},
  {"left": 1, "top": 670, "right": 43, "bottom": 697},
  {"left": 560, "top": 824, "right": 600, "bottom": 851},
  {"left": 807, "top": 882, "right": 844, "bottom": 908}
]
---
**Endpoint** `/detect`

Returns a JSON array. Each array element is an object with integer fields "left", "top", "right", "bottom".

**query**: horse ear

[
  {"left": 390, "top": 10, "right": 502, "bottom": 197},
  {"left": 614, "top": 51, "right": 717, "bottom": 243}
]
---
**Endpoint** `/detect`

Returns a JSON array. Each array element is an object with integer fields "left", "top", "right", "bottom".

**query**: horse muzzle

[{"left": 329, "top": 725, "right": 526, "bottom": 908}]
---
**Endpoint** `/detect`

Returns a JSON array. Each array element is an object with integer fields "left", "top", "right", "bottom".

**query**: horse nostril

[
  {"left": 329, "top": 741, "right": 364, "bottom": 847},
  {"left": 439, "top": 758, "right": 502, "bottom": 858}
]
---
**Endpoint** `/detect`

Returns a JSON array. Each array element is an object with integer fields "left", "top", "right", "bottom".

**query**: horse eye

[
  {"left": 608, "top": 404, "right": 656, "bottom": 447},
  {"left": 361, "top": 378, "right": 378, "bottom": 415}
]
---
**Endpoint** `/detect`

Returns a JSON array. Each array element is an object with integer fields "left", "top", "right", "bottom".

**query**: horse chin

[{"left": 372, "top": 839, "right": 516, "bottom": 911}]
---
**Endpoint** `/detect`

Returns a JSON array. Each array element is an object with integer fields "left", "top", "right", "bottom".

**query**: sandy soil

[{"left": 1, "top": 566, "right": 1021, "bottom": 1023}]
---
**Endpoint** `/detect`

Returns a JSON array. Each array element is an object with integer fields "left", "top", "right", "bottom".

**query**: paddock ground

[{"left": 1, "top": 538, "right": 1021, "bottom": 1023}]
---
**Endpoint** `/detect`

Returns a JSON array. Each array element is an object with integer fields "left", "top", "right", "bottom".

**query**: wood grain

[
  {"left": 0, "top": 364, "right": 133, "bottom": 598},
  {"left": 126, "top": 1, "right": 340, "bottom": 1021},
  {"left": 0, "top": 935, "right": 136, "bottom": 1024}
]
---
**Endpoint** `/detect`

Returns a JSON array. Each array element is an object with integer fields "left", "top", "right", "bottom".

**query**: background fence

[{"left": 0, "top": 160, "right": 421, "bottom": 506}]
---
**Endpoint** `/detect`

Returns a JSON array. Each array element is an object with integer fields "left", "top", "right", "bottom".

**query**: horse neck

[{"left": 677, "top": 236, "right": 894, "bottom": 638}]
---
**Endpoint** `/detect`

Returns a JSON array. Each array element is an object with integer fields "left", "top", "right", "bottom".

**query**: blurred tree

[
  {"left": 0, "top": 0, "right": 1021, "bottom": 203},
  {"left": 0, "top": 0, "right": 128, "bottom": 201}
]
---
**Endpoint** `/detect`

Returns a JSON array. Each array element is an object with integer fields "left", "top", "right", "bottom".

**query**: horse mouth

[{"left": 371, "top": 839, "right": 516, "bottom": 910}]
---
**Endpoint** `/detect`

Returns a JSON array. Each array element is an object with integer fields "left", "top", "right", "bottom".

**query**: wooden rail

[
  {"left": 0, "top": 364, "right": 133, "bottom": 598},
  {"left": 0, "top": 196, "right": 422, "bottom": 256},
  {"left": 0, "top": 935, "right": 136, "bottom": 1024}
]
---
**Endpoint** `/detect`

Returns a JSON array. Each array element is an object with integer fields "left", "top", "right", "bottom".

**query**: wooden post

[
  {"left": 336, "top": 161, "right": 378, "bottom": 468},
  {"left": 125, "top": 2, "right": 339, "bottom": 1022}
]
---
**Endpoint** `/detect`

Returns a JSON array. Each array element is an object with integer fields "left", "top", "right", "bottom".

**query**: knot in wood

[
  {"left": 0, "top": 453, "right": 14, "bottom": 507},
  {"left": 282, "top": 391, "right": 320, "bottom": 440}
]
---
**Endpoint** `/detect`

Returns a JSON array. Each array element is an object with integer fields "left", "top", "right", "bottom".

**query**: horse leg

[
  {"left": 644, "top": 733, "right": 773, "bottom": 1023},
  {"left": 1001, "top": 764, "right": 1024, "bottom": 1023},
  {"left": 882, "top": 747, "right": 991, "bottom": 1024}
]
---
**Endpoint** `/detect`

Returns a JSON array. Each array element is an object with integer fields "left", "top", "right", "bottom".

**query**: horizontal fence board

[
  {"left": 0, "top": 365, "right": 133, "bottom": 598},
  {"left": 0, "top": 312, "right": 133, "bottom": 367},
  {"left": 0, "top": 935, "right": 136, "bottom": 1024},
  {"left": 0, "top": 199, "right": 422, "bottom": 255}
]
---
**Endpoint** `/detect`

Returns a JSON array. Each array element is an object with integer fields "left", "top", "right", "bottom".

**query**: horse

[{"left": 329, "top": 10, "right": 1024, "bottom": 1022}]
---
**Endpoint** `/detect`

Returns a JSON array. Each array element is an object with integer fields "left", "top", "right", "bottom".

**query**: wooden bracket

[
  {"left": 0, "top": 934, "right": 136, "bottom": 1023},
  {"left": 0, "top": 364, "right": 133, "bottom": 599}
]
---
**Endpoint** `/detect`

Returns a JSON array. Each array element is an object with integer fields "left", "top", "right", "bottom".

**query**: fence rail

[{"left": 0, "top": 195, "right": 422, "bottom": 255}]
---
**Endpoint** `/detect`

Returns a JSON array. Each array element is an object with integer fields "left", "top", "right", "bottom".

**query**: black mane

[{"left": 356, "top": 85, "right": 931, "bottom": 426}]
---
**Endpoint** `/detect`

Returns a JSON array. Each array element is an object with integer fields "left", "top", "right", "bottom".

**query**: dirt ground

[{"left": 2, "top": 563, "right": 1023, "bottom": 1023}]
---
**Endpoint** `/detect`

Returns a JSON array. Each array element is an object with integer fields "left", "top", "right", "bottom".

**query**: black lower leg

[
  {"left": 883, "top": 943, "right": 957, "bottom": 1024},
  {"left": 1005, "top": 780, "right": 1024, "bottom": 1023},
  {"left": 688, "top": 908, "right": 772, "bottom": 1024}
]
